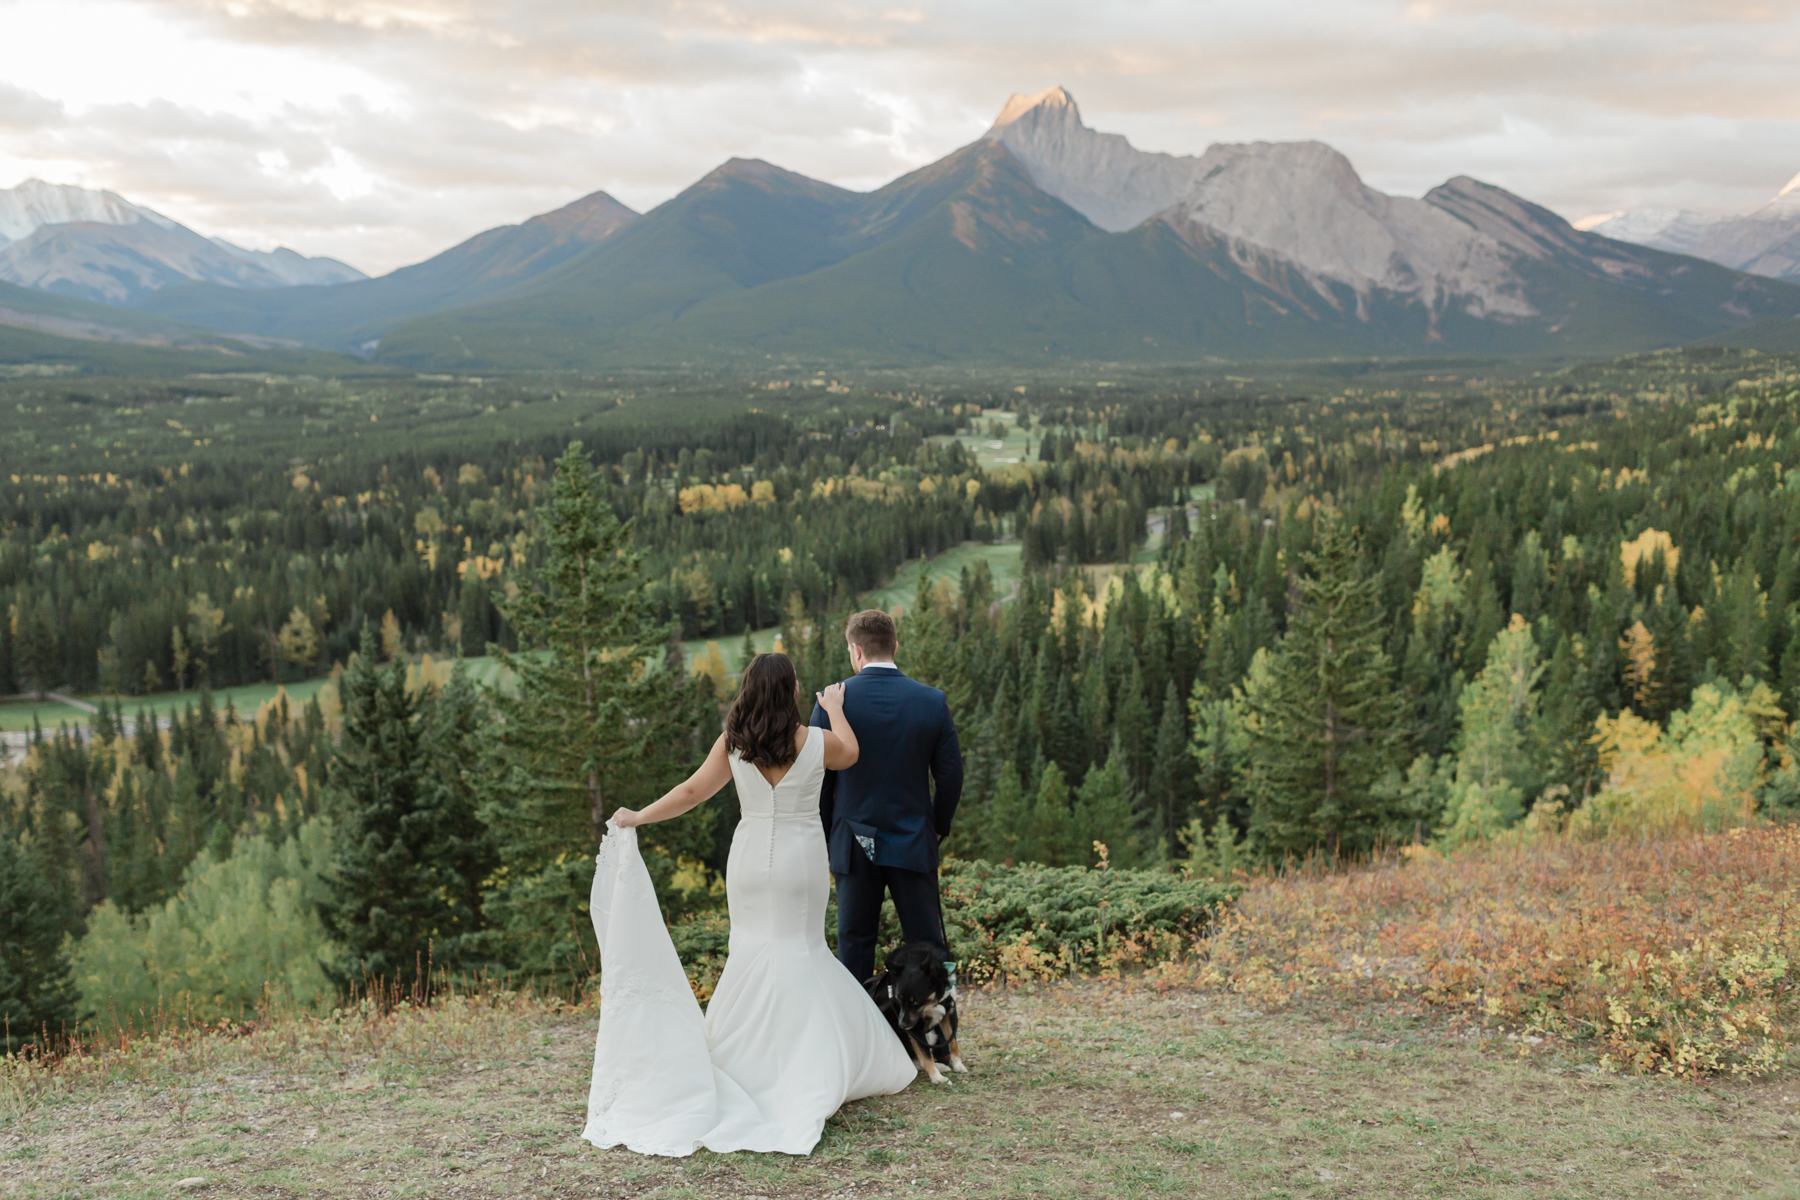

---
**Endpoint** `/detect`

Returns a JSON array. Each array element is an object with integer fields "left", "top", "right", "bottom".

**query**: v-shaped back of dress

[{"left": 729, "top": 729, "right": 826, "bottom": 820}]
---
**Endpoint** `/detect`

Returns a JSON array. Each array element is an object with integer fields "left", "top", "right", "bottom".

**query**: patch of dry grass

[{"left": 4, "top": 982, "right": 1799, "bottom": 1198}]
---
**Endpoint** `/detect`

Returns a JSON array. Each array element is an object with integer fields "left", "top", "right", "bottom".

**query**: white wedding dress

[{"left": 581, "top": 729, "right": 915, "bottom": 1157}]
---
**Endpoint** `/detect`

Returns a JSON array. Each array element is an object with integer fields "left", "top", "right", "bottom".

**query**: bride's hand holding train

[{"left": 608, "top": 734, "right": 732, "bottom": 829}]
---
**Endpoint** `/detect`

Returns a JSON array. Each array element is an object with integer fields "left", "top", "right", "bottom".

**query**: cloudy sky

[{"left": 3, "top": 0, "right": 1796, "bottom": 275}]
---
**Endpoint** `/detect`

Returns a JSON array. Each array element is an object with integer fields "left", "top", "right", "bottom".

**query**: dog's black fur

[{"left": 864, "top": 942, "right": 966, "bottom": 1083}]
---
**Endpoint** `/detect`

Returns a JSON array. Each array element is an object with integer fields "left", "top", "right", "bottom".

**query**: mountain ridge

[
  {"left": 1582, "top": 173, "right": 1800, "bottom": 284},
  {"left": 137, "top": 190, "right": 639, "bottom": 352},
  {"left": 371, "top": 114, "right": 1800, "bottom": 368},
  {"left": 0, "top": 178, "right": 365, "bottom": 302}
]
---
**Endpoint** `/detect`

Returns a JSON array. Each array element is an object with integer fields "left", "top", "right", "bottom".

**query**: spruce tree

[
  {"left": 1439, "top": 616, "right": 1543, "bottom": 843},
  {"left": 1145, "top": 679, "right": 1193, "bottom": 848},
  {"left": 1075, "top": 753, "right": 1140, "bottom": 867},
  {"left": 320, "top": 631, "right": 491, "bottom": 993},
  {"left": 1030, "top": 761, "right": 1077, "bottom": 866},
  {"left": 943, "top": 700, "right": 996, "bottom": 859},
  {"left": 1188, "top": 679, "right": 1249, "bottom": 832},
  {"left": 1078, "top": 655, "right": 1109, "bottom": 765},
  {"left": 1243, "top": 517, "right": 1406, "bottom": 857},
  {"left": 985, "top": 761, "right": 1031, "bottom": 863},
  {"left": 418, "top": 669, "right": 500, "bottom": 957},
  {"left": 900, "top": 567, "right": 955, "bottom": 690},
  {"left": 0, "top": 833, "right": 78, "bottom": 1052},
  {"left": 1043, "top": 670, "right": 1087, "bottom": 780},
  {"left": 1113, "top": 661, "right": 1152, "bottom": 792},
  {"left": 481, "top": 443, "right": 713, "bottom": 976}
]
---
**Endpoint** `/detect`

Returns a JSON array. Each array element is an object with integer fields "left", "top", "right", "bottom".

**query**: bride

[{"left": 582, "top": 652, "right": 915, "bottom": 1157}]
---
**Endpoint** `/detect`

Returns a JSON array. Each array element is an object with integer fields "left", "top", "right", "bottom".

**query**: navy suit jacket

[{"left": 809, "top": 666, "right": 962, "bottom": 876}]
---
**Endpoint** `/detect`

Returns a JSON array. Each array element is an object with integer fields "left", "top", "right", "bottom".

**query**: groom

[{"left": 809, "top": 609, "right": 962, "bottom": 985}]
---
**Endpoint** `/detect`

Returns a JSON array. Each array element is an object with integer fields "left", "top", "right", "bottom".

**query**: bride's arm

[
  {"left": 611, "top": 734, "right": 731, "bottom": 828},
  {"left": 816, "top": 682, "right": 859, "bottom": 770}
]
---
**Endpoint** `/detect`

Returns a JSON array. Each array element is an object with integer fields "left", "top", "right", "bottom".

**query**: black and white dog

[{"left": 865, "top": 942, "right": 966, "bottom": 1083}]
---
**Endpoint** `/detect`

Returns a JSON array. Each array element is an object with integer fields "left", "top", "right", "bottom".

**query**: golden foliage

[
  {"left": 1621, "top": 528, "right": 1679, "bottom": 587},
  {"left": 379, "top": 609, "right": 403, "bottom": 660},
  {"left": 1618, "top": 621, "right": 1656, "bottom": 705},
  {"left": 690, "top": 641, "right": 729, "bottom": 698},
  {"left": 678, "top": 482, "right": 749, "bottom": 513}
]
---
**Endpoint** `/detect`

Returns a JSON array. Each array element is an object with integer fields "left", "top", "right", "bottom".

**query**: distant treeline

[{"left": 3, "top": 359, "right": 1633, "bottom": 699}]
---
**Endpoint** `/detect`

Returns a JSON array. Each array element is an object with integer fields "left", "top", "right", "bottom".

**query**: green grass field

[
  {"left": 0, "top": 678, "right": 333, "bottom": 734},
  {"left": 936, "top": 410, "right": 1039, "bottom": 469},
  {"left": 865, "top": 542, "right": 1025, "bottom": 611}
]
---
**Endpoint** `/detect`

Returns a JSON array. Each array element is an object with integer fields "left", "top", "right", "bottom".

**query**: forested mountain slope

[
  {"left": 0, "top": 279, "right": 368, "bottom": 374},
  {"left": 136, "top": 191, "right": 639, "bottom": 353}
]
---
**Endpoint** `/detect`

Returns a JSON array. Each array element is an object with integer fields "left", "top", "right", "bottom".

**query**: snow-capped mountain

[
  {"left": 0, "top": 179, "right": 176, "bottom": 241},
  {"left": 1580, "top": 174, "right": 1800, "bottom": 283},
  {"left": 0, "top": 179, "right": 365, "bottom": 304}
]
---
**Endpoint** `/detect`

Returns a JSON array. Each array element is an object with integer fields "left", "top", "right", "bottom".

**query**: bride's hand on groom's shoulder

[{"left": 817, "top": 682, "right": 846, "bottom": 711}]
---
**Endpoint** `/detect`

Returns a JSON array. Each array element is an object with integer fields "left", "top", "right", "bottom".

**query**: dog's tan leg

[
  {"left": 947, "top": 1036, "right": 967, "bottom": 1073},
  {"left": 909, "top": 1034, "right": 947, "bottom": 1083}
]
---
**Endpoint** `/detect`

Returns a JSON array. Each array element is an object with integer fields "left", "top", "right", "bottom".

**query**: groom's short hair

[{"left": 845, "top": 609, "right": 897, "bottom": 658}]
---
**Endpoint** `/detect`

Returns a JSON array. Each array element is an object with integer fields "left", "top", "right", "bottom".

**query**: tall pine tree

[
  {"left": 481, "top": 443, "right": 715, "bottom": 977},
  {"left": 1243, "top": 516, "right": 1405, "bottom": 856}
]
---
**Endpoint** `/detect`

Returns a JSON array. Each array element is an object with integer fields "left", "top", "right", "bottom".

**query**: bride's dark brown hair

[{"left": 723, "top": 652, "right": 802, "bottom": 769}]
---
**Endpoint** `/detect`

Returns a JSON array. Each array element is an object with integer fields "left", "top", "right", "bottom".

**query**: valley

[{"left": 7, "top": 9, "right": 1800, "bottom": 1195}]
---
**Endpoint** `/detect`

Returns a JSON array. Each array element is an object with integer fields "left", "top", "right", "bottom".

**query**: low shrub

[
  {"left": 938, "top": 858, "right": 1239, "bottom": 983},
  {"left": 663, "top": 859, "right": 1238, "bottom": 999},
  {"left": 1194, "top": 826, "right": 1800, "bottom": 1077}
]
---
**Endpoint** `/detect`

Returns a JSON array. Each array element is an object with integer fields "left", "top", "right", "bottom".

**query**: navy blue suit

[{"left": 809, "top": 664, "right": 962, "bottom": 982}]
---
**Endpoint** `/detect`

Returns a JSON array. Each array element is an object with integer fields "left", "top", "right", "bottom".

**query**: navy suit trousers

[{"left": 834, "top": 858, "right": 946, "bottom": 984}]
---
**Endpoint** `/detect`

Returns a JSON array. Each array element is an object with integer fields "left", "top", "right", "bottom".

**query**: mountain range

[
  {"left": 1579, "top": 174, "right": 1800, "bottom": 285},
  {"left": 139, "top": 189, "right": 638, "bottom": 352},
  {"left": 361, "top": 88, "right": 1800, "bottom": 366},
  {"left": 0, "top": 179, "right": 365, "bottom": 304},
  {"left": 8, "top": 88, "right": 1800, "bottom": 368}
]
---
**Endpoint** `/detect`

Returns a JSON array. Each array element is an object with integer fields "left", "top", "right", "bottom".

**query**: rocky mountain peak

[
  {"left": 981, "top": 85, "right": 1205, "bottom": 232},
  {"left": 1165, "top": 144, "right": 1536, "bottom": 321},
  {"left": 0, "top": 177, "right": 365, "bottom": 302},
  {"left": 987, "top": 86, "right": 1079, "bottom": 131},
  {"left": 0, "top": 178, "right": 171, "bottom": 244}
]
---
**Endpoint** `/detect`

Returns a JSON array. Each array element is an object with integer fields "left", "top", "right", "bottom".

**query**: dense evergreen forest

[{"left": 5, "top": 349, "right": 1799, "bottom": 1046}]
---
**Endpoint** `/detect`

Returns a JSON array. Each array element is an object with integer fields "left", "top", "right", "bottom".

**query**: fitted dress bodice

[{"left": 728, "top": 730, "right": 828, "bottom": 821}]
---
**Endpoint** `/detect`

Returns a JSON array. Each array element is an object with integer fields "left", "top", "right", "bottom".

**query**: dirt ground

[{"left": 4, "top": 982, "right": 1796, "bottom": 1199}]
